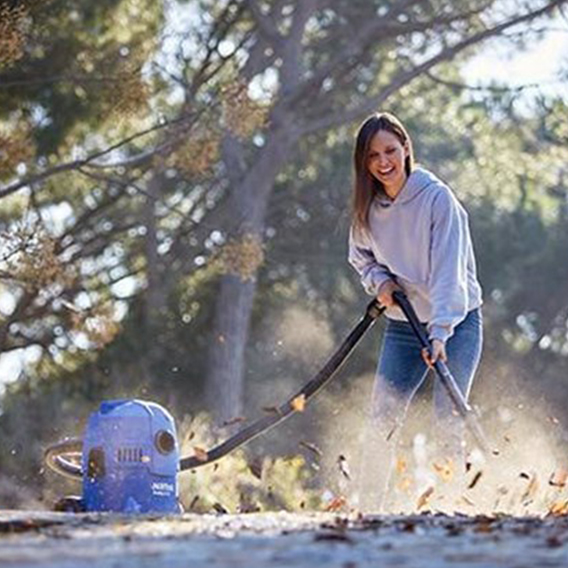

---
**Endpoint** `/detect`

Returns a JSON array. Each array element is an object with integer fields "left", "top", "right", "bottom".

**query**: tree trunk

[{"left": 205, "top": 126, "right": 299, "bottom": 424}]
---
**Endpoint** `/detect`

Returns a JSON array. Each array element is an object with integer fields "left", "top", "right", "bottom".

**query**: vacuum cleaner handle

[
  {"left": 392, "top": 290, "right": 490, "bottom": 453},
  {"left": 180, "top": 299, "right": 385, "bottom": 470}
]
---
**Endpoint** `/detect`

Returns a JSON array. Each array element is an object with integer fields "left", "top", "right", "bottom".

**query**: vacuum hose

[
  {"left": 44, "top": 438, "right": 83, "bottom": 480},
  {"left": 179, "top": 299, "right": 385, "bottom": 470}
]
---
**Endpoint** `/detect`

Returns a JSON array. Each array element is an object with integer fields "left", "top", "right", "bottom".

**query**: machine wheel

[{"left": 53, "top": 496, "right": 86, "bottom": 513}]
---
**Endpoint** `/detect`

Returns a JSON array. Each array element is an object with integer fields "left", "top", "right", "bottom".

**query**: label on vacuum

[{"left": 151, "top": 481, "right": 175, "bottom": 496}]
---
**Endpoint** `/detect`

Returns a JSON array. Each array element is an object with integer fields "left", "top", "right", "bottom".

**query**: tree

[{"left": 204, "top": 0, "right": 568, "bottom": 423}]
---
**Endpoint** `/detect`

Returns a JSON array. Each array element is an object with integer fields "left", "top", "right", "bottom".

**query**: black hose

[
  {"left": 392, "top": 290, "right": 490, "bottom": 452},
  {"left": 44, "top": 438, "right": 83, "bottom": 480},
  {"left": 179, "top": 299, "right": 385, "bottom": 470}
]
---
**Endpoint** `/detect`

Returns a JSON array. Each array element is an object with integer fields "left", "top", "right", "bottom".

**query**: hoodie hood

[{"left": 376, "top": 166, "right": 439, "bottom": 207}]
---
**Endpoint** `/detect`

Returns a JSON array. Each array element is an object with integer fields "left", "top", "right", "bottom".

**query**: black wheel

[{"left": 53, "top": 496, "right": 86, "bottom": 513}]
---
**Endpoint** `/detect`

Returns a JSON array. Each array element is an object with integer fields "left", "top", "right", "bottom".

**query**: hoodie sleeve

[
  {"left": 348, "top": 226, "right": 393, "bottom": 296},
  {"left": 427, "top": 187, "right": 471, "bottom": 343}
]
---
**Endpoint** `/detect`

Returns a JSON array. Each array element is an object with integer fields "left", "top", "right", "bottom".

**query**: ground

[{"left": 1, "top": 511, "right": 568, "bottom": 567}]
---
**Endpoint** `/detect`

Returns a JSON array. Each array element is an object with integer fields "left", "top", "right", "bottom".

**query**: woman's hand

[
  {"left": 421, "top": 339, "right": 447, "bottom": 368},
  {"left": 377, "top": 279, "right": 402, "bottom": 307}
]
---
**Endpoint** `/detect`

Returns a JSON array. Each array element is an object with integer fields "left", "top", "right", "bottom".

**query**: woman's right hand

[{"left": 377, "top": 279, "right": 402, "bottom": 307}]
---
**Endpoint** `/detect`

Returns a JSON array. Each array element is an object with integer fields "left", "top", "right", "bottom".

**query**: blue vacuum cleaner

[{"left": 44, "top": 296, "right": 488, "bottom": 513}]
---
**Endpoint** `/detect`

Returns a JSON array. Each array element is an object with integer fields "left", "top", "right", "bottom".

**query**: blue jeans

[{"left": 358, "top": 308, "right": 483, "bottom": 511}]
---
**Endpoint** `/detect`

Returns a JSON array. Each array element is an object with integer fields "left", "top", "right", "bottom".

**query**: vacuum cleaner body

[{"left": 82, "top": 399, "right": 180, "bottom": 513}]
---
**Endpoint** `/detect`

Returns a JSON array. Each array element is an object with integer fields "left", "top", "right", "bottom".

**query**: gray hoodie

[{"left": 348, "top": 166, "right": 482, "bottom": 343}]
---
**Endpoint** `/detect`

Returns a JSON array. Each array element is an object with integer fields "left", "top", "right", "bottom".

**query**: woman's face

[{"left": 366, "top": 129, "right": 409, "bottom": 195}]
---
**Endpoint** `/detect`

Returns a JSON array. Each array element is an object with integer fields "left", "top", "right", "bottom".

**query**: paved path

[{"left": 1, "top": 511, "right": 567, "bottom": 567}]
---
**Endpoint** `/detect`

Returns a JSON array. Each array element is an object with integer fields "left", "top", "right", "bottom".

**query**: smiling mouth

[{"left": 377, "top": 167, "right": 395, "bottom": 176}]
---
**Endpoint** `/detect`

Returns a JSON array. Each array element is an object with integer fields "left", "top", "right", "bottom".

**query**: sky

[
  {"left": 1, "top": 13, "right": 567, "bottom": 395},
  {"left": 464, "top": 20, "right": 568, "bottom": 104}
]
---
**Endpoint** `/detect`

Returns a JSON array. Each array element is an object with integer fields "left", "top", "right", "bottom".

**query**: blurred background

[{"left": 1, "top": 0, "right": 568, "bottom": 513}]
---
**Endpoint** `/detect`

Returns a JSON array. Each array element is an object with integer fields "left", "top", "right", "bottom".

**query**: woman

[{"left": 348, "top": 112, "right": 483, "bottom": 512}]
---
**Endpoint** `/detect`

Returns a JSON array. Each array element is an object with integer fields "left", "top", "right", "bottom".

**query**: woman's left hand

[{"left": 421, "top": 339, "right": 447, "bottom": 368}]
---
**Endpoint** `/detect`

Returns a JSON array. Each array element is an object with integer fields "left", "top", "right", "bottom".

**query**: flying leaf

[
  {"left": 291, "top": 394, "right": 306, "bottom": 412},
  {"left": 337, "top": 455, "right": 351, "bottom": 480},
  {"left": 416, "top": 486, "right": 434, "bottom": 510},
  {"left": 324, "top": 495, "right": 347, "bottom": 512},
  {"left": 299, "top": 440, "right": 323, "bottom": 458},
  {"left": 193, "top": 446, "right": 209, "bottom": 462},
  {"left": 467, "top": 471, "right": 483, "bottom": 489}
]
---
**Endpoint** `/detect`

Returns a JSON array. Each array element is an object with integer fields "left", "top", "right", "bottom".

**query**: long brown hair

[{"left": 351, "top": 112, "right": 414, "bottom": 236}]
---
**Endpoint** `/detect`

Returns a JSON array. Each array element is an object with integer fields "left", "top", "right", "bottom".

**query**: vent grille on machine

[{"left": 117, "top": 447, "right": 144, "bottom": 462}]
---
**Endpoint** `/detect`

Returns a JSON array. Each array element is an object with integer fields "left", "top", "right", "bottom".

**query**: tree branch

[{"left": 298, "top": 0, "right": 568, "bottom": 136}]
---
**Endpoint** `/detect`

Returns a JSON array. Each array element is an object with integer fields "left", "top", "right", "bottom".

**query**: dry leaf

[
  {"left": 416, "top": 486, "right": 434, "bottom": 510},
  {"left": 299, "top": 440, "right": 323, "bottom": 458},
  {"left": 193, "top": 446, "right": 209, "bottom": 462},
  {"left": 521, "top": 474, "right": 539, "bottom": 504},
  {"left": 248, "top": 458, "right": 263, "bottom": 480},
  {"left": 474, "top": 519, "right": 494, "bottom": 533},
  {"left": 395, "top": 456, "right": 407, "bottom": 475},
  {"left": 337, "top": 455, "right": 351, "bottom": 480},
  {"left": 548, "top": 500, "right": 568, "bottom": 516},
  {"left": 432, "top": 458, "right": 454, "bottom": 482},
  {"left": 188, "top": 495, "right": 199, "bottom": 511},
  {"left": 291, "top": 394, "right": 306, "bottom": 412},
  {"left": 212, "top": 502, "right": 228, "bottom": 514},
  {"left": 467, "top": 471, "right": 483, "bottom": 489},
  {"left": 324, "top": 495, "right": 347, "bottom": 512},
  {"left": 549, "top": 469, "right": 568, "bottom": 488}
]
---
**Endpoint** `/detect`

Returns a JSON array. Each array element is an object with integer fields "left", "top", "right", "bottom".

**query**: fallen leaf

[
  {"left": 546, "top": 535, "right": 564, "bottom": 548},
  {"left": 474, "top": 518, "right": 494, "bottom": 533},
  {"left": 467, "top": 471, "right": 483, "bottom": 489},
  {"left": 299, "top": 440, "right": 323, "bottom": 458},
  {"left": 192, "top": 446, "right": 209, "bottom": 462},
  {"left": 519, "top": 472, "right": 531, "bottom": 480},
  {"left": 337, "top": 455, "right": 351, "bottom": 480},
  {"left": 187, "top": 431, "right": 196, "bottom": 441},
  {"left": 262, "top": 405, "right": 282, "bottom": 416},
  {"left": 291, "top": 394, "right": 306, "bottom": 412},
  {"left": 416, "top": 486, "right": 435, "bottom": 510},
  {"left": 324, "top": 495, "right": 347, "bottom": 512}
]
